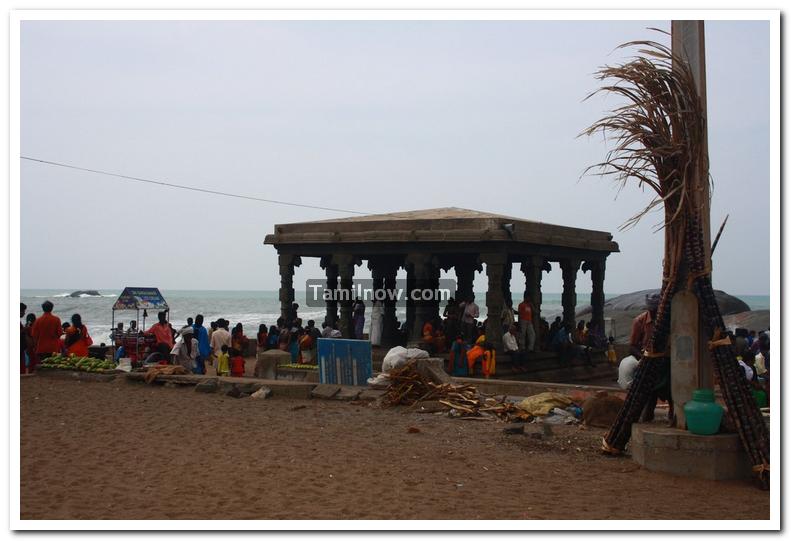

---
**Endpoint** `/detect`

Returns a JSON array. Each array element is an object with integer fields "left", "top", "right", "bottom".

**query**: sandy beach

[{"left": 20, "top": 376, "right": 768, "bottom": 521}]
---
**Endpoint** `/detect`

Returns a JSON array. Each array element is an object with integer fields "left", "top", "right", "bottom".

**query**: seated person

[
  {"left": 448, "top": 335, "right": 469, "bottom": 376},
  {"left": 466, "top": 341, "right": 496, "bottom": 378},
  {"left": 618, "top": 355, "right": 639, "bottom": 390},
  {"left": 552, "top": 324, "right": 577, "bottom": 364},
  {"left": 503, "top": 325, "right": 525, "bottom": 371},
  {"left": 298, "top": 330, "right": 315, "bottom": 364}
]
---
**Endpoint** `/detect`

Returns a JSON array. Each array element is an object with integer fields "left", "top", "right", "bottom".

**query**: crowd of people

[
  {"left": 20, "top": 301, "right": 95, "bottom": 374},
  {"left": 616, "top": 293, "right": 771, "bottom": 424},
  {"left": 400, "top": 293, "right": 609, "bottom": 378},
  {"left": 19, "top": 300, "right": 339, "bottom": 377}
]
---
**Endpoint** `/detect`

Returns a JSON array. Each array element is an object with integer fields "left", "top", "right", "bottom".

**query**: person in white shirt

[
  {"left": 502, "top": 325, "right": 525, "bottom": 371},
  {"left": 618, "top": 355, "right": 640, "bottom": 389},
  {"left": 209, "top": 318, "right": 232, "bottom": 359},
  {"left": 321, "top": 322, "right": 334, "bottom": 338},
  {"left": 462, "top": 295, "right": 480, "bottom": 344}
]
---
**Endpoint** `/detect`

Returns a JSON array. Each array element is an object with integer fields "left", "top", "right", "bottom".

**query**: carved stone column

[
  {"left": 332, "top": 254, "right": 356, "bottom": 338},
  {"left": 429, "top": 263, "right": 441, "bottom": 322},
  {"left": 405, "top": 266, "right": 415, "bottom": 340},
  {"left": 560, "top": 258, "right": 581, "bottom": 328},
  {"left": 583, "top": 258, "right": 606, "bottom": 331},
  {"left": 405, "top": 252, "right": 436, "bottom": 345},
  {"left": 368, "top": 257, "right": 402, "bottom": 346},
  {"left": 382, "top": 261, "right": 401, "bottom": 346},
  {"left": 482, "top": 253, "right": 507, "bottom": 351},
  {"left": 501, "top": 261, "right": 513, "bottom": 308},
  {"left": 320, "top": 256, "right": 338, "bottom": 327},
  {"left": 455, "top": 262, "right": 475, "bottom": 304},
  {"left": 521, "top": 256, "right": 551, "bottom": 344},
  {"left": 278, "top": 253, "right": 301, "bottom": 322}
]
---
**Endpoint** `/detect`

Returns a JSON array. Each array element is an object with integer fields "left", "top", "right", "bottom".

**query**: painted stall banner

[{"left": 112, "top": 287, "right": 169, "bottom": 310}]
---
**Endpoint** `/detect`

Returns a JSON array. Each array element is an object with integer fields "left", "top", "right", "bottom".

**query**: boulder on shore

[
  {"left": 577, "top": 288, "right": 750, "bottom": 316},
  {"left": 69, "top": 290, "right": 102, "bottom": 297}
]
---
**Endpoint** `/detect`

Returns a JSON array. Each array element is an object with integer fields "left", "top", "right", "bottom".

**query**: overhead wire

[{"left": 20, "top": 156, "right": 369, "bottom": 215}]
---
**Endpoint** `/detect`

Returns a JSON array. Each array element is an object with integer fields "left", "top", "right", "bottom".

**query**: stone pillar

[
  {"left": 455, "top": 263, "right": 475, "bottom": 304},
  {"left": 521, "top": 256, "right": 549, "bottom": 345},
  {"left": 382, "top": 262, "right": 400, "bottom": 346},
  {"left": 332, "top": 254, "right": 356, "bottom": 339},
  {"left": 501, "top": 261, "right": 512, "bottom": 308},
  {"left": 405, "top": 267, "right": 415, "bottom": 339},
  {"left": 429, "top": 263, "right": 441, "bottom": 322},
  {"left": 368, "top": 257, "right": 401, "bottom": 346},
  {"left": 278, "top": 253, "right": 301, "bottom": 322},
  {"left": 583, "top": 258, "right": 606, "bottom": 330},
  {"left": 405, "top": 252, "right": 436, "bottom": 345},
  {"left": 482, "top": 253, "right": 507, "bottom": 351},
  {"left": 560, "top": 258, "right": 581, "bottom": 328},
  {"left": 320, "top": 256, "right": 338, "bottom": 327}
]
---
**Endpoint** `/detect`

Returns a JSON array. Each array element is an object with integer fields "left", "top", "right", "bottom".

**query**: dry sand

[{"left": 20, "top": 376, "right": 769, "bottom": 521}]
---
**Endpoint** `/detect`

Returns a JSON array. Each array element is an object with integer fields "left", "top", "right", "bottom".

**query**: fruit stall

[{"left": 111, "top": 287, "right": 169, "bottom": 361}]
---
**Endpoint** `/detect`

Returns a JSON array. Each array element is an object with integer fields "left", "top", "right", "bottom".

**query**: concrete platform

[{"left": 631, "top": 423, "right": 752, "bottom": 481}]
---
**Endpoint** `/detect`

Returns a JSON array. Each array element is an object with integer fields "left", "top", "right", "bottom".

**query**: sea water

[{"left": 20, "top": 289, "right": 769, "bottom": 346}]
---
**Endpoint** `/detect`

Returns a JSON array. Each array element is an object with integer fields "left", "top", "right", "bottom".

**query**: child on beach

[
  {"left": 607, "top": 337, "right": 618, "bottom": 366},
  {"left": 216, "top": 344, "right": 230, "bottom": 377},
  {"left": 230, "top": 348, "right": 245, "bottom": 377}
]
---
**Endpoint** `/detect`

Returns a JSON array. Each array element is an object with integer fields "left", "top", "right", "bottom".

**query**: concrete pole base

[{"left": 630, "top": 423, "right": 752, "bottom": 481}]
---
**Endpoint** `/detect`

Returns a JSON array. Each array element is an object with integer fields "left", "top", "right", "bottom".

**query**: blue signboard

[{"left": 317, "top": 338, "right": 372, "bottom": 386}]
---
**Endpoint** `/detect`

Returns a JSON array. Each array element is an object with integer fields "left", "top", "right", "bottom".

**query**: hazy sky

[{"left": 20, "top": 19, "right": 770, "bottom": 295}]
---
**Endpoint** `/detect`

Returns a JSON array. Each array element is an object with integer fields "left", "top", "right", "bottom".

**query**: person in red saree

[
  {"left": 232, "top": 323, "right": 249, "bottom": 354},
  {"left": 64, "top": 313, "right": 93, "bottom": 357},
  {"left": 31, "top": 300, "right": 62, "bottom": 372}
]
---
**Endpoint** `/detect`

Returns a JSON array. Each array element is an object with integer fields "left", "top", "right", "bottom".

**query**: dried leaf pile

[
  {"left": 382, "top": 360, "right": 531, "bottom": 422},
  {"left": 143, "top": 364, "right": 191, "bottom": 384}
]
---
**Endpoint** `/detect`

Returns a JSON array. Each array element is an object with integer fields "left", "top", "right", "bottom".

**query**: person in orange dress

[
  {"left": 146, "top": 311, "right": 174, "bottom": 350},
  {"left": 481, "top": 342, "right": 496, "bottom": 378},
  {"left": 466, "top": 341, "right": 496, "bottom": 378},
  {"left": 64, "top": 313, "right": 93, "bottom": 357},
  {"left": 298, "top": 330, "right": 315, "bottom": 364}
]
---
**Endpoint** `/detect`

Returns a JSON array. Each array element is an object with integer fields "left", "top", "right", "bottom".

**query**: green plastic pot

[{"left": 684, "top": 388, "right": 724, "bottom": 435}]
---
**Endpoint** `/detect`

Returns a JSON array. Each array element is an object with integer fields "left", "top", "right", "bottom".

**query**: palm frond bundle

[{"left": 582, "top": 36, "right": 769, "bottom": 488}]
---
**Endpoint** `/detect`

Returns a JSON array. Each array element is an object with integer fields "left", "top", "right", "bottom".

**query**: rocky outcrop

[
  {"left": 577, "top": 288, "right": 751, "bottom": 316},
  {"left": 69, "top": 290, "right": 102, "bottom": 297}
]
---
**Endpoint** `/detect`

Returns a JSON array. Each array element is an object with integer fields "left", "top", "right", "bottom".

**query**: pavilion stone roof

[{"left": 264, "top": 207, "right": 619, "bottom": 253}]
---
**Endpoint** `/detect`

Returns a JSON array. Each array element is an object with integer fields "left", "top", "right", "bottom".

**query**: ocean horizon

[{"left": 20, "top": 288, "right": 770, "bottom": 347}]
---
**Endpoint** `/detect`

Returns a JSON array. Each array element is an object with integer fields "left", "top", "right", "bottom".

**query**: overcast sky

[{"left": 20, "top": 19, "right": 770, "bottom": 295}]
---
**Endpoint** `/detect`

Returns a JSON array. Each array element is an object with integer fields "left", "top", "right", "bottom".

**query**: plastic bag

[
  {"left": 381, "top": 346, "right": 429, "bottom": 373},
  {"left": 116, "top": 358, "right": 133, "bottom": 372},
  {"left": 366, "top": 373, "right": 390, "bottom": 388}
]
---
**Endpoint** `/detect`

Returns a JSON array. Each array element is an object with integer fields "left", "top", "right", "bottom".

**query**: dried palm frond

[{"left": 580, "top": 34, "right": 708, "bottom": 238}]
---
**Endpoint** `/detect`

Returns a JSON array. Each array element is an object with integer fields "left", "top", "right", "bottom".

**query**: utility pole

[{"left": 670, "top": 21, "right": 714, "bottom": 428}]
